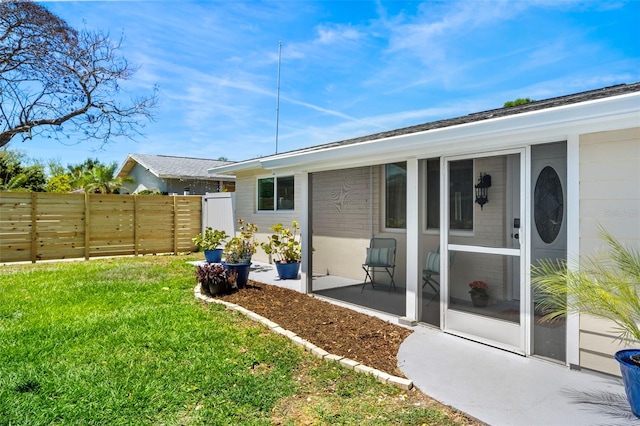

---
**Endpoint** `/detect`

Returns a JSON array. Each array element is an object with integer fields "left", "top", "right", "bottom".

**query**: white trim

[
  {"left": 446, "top": 310, "right": 523, "bottom": 354},
  {"left": 406, "top": 158, "right": 420, "bottom": 322},
  {"left": 448, "top": 244, "right": 520, "bottom": 256},
  {"left": 300, "top": 172, "right": 310, "bottom": 294},
  {"left": 251, "top": 93, "right": 638, "bottom": 174},
  {"left": 522, "top": 146, "right": 532, "bottom": 356},
  {"left": 565, "top": 134, "right": 581, "bottom": 366},
  {"left": 439, "top": 156, "right": 448, "bottom": 329}
]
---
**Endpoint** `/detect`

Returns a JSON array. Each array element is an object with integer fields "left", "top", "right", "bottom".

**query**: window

[
  {"left": 385, "top": 162, "right": 407, "bottom": 229},
  {"left": 534, "top": 166, "right": 563, "bottom": 243},
  {"left": 426, "top": 159, "right": 440, "bottom": 229},
  {"left": 258, "top": 176, "right": 294, "bottom": 211},
  {"left": 425, "top": 159, "right": 473, "bottom": 231}
]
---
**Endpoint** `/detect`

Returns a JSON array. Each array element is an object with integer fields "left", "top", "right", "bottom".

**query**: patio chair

[
  {"left": 422, "top": 247, "right": 456, "bottom": 304},
  {"left": 362, "top": 238, "right": 397, "bottom": 292}
]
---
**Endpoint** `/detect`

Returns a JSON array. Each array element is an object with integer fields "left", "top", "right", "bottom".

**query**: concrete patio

[{"left": 248, "top": 261, "right": 638, "bottom": 425}]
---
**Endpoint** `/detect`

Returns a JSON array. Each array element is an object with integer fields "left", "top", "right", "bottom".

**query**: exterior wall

[
  {"left": 234, "top": 170, "right": 300, "bottom": 263},
  {"left": 309, "top": 157, "right": 510, "bottom": 292},
  {"left": 164, "top": 178, "right": 229, "bottom": 195},
  {"left": 121, "top": 164, "right": 231, "bottom": 195},
  {"left": 419, "top": 156, "right": 510, "bottom": 304},
  {"left": 448, "top": 156, "right": 509, "bottom": 303},
  {"left": 311, "top": 166, "right": 382, "bottom": 280},
  {"left": 123, "top": 164, "right": 167, "bottom": 193},
  {"left": 578, "top": 126, "right": 640, "bottom": 375}
]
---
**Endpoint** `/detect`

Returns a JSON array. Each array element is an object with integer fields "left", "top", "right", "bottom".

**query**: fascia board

[
  {"left": 159, "top": 173, "right": 236, "bottom": 180},
  {"left": 132, "top": 156, "right": 162, "bottom": 179},
  {"left": 207, "top": 159, "right": 263, "bottom": 175},
  {"left": 260, "top": 93, "right": 639, "bottom": 172},
  {"left": 115, "top": 156, "right": 134, "bottom": 178}
]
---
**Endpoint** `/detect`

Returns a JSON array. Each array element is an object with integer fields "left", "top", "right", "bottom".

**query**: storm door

[{"left": 442, "top": 149, "right": 528, "bottom": 354}]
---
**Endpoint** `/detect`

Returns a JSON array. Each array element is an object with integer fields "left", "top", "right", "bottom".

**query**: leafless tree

[{"left": 0, "top": 1, "right": 157, "bottom": 149}]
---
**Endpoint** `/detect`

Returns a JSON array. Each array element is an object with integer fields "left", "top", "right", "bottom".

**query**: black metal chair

[
  {"left": 362, "top": 238, "right": 396, "bottom": 292},
  {"left": 422, "top": 247, "right": 456, "bottom": 304}
]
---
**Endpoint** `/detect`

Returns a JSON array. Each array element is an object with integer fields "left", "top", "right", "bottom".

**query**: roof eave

[
  {"left": 159, "top": 173, "right": 236, "bottom": 181},
  {"left": 207, "top": 159, "right": 265, "bottom": 175},
  {"left": 260, "top": 91, "right": 640, "bottom": 171}
]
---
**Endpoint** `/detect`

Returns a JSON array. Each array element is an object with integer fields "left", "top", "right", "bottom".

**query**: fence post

[
  {"left": 84, "top": 193, "right": 90, "bottom": 260},
  {"left": 30, "top": 193, "right": 37, "bottom": 263},
  {"left": 134, "top": 195, "right": 139, "bottom": 256},
  {"left": 173, "top": 196, "right": 178, "bottom": 255}
]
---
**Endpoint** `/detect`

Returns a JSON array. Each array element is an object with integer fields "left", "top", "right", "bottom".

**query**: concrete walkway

[
  {"left": 399, "top": 326, "right": 637, "bottom": 426},
  {"left": 248, "top": 261, "right": 639, "bottom": 425}
]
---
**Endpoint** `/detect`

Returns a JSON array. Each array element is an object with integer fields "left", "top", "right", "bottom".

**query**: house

[
  {"left": 116, "top": 153, "right": 235, "bottom": 195},
  {"left": 208, "top": 82, "right": 640, "bottom": 378}
]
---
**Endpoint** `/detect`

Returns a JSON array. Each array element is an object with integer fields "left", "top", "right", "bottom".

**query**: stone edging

[{"left": 194, "top": 285, "right": 413, "bottom": 390}]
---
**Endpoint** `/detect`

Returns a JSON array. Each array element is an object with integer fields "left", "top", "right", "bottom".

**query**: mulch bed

[{"left": 213, "top": 280, "right": 413, "bottom": 378}]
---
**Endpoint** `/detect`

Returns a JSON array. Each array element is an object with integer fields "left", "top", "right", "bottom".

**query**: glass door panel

[{"left": 449, "top": 251, "right": 520, "bottom": 323}]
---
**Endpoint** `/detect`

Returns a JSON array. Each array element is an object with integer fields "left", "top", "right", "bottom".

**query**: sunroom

[{"left": 209, "top": 83, "right": 639, "bottom": 373}]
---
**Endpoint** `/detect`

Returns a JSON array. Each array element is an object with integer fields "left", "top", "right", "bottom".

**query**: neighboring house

[
  {"left": 209, "top": 82, "right": 640, "bottom": 378},
  {"left": 116, "top": 153, "right": 235, "bottom": 195}
]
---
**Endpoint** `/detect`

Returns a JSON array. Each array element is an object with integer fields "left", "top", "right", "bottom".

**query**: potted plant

[
  {"left": 261, "top": 221, "right": 302, "bottom": 280},
  {"left": 532, "top": 229, "right": 640, "bottom": 417},
  {"left": 192, "top": 227, "right": 229, "bottom": 263},
  {"left": 195, "top": 262, "right": 229, "bottom": 296},
  {"left": 222, "top": 220, "right": 258, "bottom": 289},
  {"left": 469, "top": 280, "right": 489, "bottom": 307}
]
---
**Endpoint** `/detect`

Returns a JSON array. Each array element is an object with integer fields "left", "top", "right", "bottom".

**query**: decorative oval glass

[{"left": 534, "top": 166, "right": 564, "bottom": 244}]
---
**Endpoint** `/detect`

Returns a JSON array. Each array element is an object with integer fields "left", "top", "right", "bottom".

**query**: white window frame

[
  {"left": 256, "top": 175, "right": 295, "bottom": 212},
  {"left": 423, "top": 157, "right": 475, "bottom": 236},
  {"left": 383, "top": 162, "right": 407, "bottom": 232}
]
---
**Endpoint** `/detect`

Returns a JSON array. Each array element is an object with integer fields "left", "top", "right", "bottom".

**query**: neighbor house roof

[
  {"left": 209, "top": 82, "right": 640, "bottom": 174},
  {"left": 117, "top": 154, "right": 235, "bottom": 181}
]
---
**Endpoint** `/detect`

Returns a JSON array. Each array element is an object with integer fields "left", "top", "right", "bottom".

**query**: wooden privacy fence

[{"left": 0, "top": 192, "right": 202, "bottom": 263}]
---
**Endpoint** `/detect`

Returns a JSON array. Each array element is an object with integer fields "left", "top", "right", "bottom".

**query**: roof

[
  {"left": 116, "top": 154, "right": 235, "bottom": 180},
  {"left": 210, "top": 82, "right": 640, "bottom": 174}
]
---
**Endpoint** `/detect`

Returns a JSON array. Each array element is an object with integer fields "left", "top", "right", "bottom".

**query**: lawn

[{"left": 0, "top": 256, "right": 469, "bottom": 425}]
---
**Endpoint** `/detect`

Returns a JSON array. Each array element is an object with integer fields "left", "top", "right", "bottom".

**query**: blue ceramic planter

[
  {"left": 275, "top": 262, "right": 300, "bottom": 280},
  {"left": 204, "top": 249, "right": 223, "bottom": 263},
  {"left": 615, "top": 349, "right": 640, "bottom": 418},
  {"left": 223, "top": 263, "right": 251, "bottom": 288}
]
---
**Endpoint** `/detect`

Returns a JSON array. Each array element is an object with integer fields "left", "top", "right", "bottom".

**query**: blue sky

[{"left": 12, "top": 0, "right": 640, "bottom": 169}]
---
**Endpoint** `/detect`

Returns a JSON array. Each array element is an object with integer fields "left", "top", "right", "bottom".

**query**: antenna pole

[{"left": 275, "top": 41, "right": 282, "bottom": 154}]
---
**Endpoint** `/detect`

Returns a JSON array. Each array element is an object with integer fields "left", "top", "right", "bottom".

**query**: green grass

[{"left": 0, "top": 256, "right": 467, "bottom": 425}]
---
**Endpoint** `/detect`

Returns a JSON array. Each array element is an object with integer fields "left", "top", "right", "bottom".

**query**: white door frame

[{"left": 440, "top": 147, "right": 531, "bottom": 355}]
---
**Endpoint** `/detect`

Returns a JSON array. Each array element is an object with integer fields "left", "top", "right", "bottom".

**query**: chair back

[
  {"left": 365, "top": 238, "right": 396, "bottom": 267},
  {"left": 425, "top": 247, "right": 456, "bottom": 274}
]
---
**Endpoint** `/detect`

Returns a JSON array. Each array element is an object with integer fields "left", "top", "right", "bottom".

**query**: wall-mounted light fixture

[{"left": 474, "top": 173, "right": 492, "bottom": 210}]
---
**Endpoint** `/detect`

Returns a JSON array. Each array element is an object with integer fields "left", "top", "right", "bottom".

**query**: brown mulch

[{"left": 213, "top": 280, "right": 412, "bottom": 378}]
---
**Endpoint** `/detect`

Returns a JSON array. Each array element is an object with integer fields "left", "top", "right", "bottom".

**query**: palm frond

[{"left": 531, "top": 229, "right": 640, "bottom": 344}]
